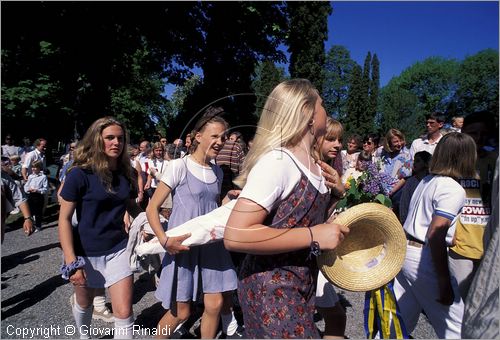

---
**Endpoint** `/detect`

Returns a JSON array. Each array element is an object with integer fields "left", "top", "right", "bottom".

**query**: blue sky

[
  {"left": 328, "top": 1, "right": 499, "bottom": 86},
  {"left": 164, "top": 1, "right": 498, "bottom": 97}
]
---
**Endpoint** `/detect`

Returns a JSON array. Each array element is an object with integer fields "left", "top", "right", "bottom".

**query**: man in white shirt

[
  {"left": 409, "top": 112, "right": 445, "bottom": 159},
  {"left": 21, "top": 138, "right": 47, "bottom": 181}
]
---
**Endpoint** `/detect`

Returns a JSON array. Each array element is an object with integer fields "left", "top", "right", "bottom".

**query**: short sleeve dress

[
  {"left": 155, "top": 159, "right": 237, "bottom": 309},
  {"left": 238, "top": 155, "right": 331, "bottom": 339}
]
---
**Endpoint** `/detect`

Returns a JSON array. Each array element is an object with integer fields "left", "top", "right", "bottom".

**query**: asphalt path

[{"left": 1, "top": 206, "right": 436, "bottom": 339}]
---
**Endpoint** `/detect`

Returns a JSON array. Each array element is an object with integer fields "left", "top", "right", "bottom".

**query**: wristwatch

[{"left": 24, "top": 216, "right": 34, "bottom": 222}]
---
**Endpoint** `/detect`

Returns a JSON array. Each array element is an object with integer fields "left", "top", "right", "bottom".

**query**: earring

[
  {"left": 309, "top": 123, "right": 315, "bottom": 136},
  {"left": 309, "top": 119, "right": 315, "bottom": 126}
]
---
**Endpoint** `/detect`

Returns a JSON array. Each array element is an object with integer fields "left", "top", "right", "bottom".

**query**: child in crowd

[
  {"left": 144, "top": 142, "right": 169, "bottom": 199},
  {"left": 341, "top": 134, "right": 362, "bottom": 175},
  {"left": 9, "top": 155, "right": 22, "bottom": 180},
  {"left": 314, "top": 117, "right": 348, "bottom": 339},
  {"left": 398, "top": 151, "right": 431, "bottom": 224},
  {"left": 223, "top": 79, "right": 348, "bottom": 338},
  {"left": 146, "top": 108, "right": 240, "bottom": 339},
  {"left": 341, "top": 150, "right": 372, "bottom": 185},
  {"left": 24, "top": 160, "right": 48, "bottom": 232}
]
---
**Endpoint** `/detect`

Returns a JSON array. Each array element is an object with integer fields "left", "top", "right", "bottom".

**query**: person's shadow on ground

[{"left": 1, "top": 274, "right": 66, "bottom": 320}]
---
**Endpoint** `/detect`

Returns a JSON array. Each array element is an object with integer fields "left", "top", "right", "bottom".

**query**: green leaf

[{"left": 374, "top": 194, "right": 392, "bottom": 208}]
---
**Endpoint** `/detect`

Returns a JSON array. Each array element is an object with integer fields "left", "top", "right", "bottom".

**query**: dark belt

[{"left": 406, "top": 233, "right": 425, "bottom": 248}]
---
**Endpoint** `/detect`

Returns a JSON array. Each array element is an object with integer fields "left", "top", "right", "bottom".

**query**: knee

[
  {"left": 172, "top": 304, "right": 191, "bottom": 323},
  {"left": 204, "top": 294, "right": 223, "bottom": 315},
  {"left": 113, "top": 308, "right": 133, "bottom": 320}
]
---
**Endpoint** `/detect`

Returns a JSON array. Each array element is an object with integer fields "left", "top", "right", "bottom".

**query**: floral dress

[{"left": 238, "top": 169, "right": 331, "bottom": 339}]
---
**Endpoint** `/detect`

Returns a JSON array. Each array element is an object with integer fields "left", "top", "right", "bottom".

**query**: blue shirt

[
  {"left": 60, "top": 167, "right": 135, "bottom": 256},
  {"left": 24, "top": 172, "right": 48, "bottom": 194}
]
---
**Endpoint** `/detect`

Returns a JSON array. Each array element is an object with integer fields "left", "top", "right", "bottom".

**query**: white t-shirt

[
  {"left": 160, "top": 155, "right": 221, "bottom": 190},
  {"left": 146, "top": 158, "right": 169, "bottom": 188},
  {"left": 239, "top": 148, "right": 328, "bottom": 212},
  {"left": 403, "top": 174, "right": 465, "bottom": 246}
]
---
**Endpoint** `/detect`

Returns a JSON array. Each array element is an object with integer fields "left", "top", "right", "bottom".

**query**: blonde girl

[
  {"left": 224, "top": 79, "right": 348, "bottom": 338},
  {"left": 144, "top": 142, "right": 168, "bottom": 198},
  {"left": 314, "top": 117, "right": 347, "bottom": 339}
]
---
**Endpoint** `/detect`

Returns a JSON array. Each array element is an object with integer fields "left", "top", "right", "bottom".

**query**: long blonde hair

[
  {"left": 313, "top": 117, "right": 343, "bottom": 161},
  {"left": 149, "top": 142, "right": 165, "bottom": 160},
  {"left": 234, "top": 79, "right": 319, "bottom": 188},
  {"left": 72, "top": 117, "right": 135, "bottom": 192},
  {"left": 430, "top": 132, "right": 477, "bottom": 179}
]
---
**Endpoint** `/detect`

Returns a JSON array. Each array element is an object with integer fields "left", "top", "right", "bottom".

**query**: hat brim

[{"left": 317, "top": 203, "right": 407, "bottom": 292}]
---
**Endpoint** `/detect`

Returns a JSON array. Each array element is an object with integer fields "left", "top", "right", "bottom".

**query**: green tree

[
  {"left": 1, "top": 2, "right": 206, "bottom": 144},
  {"left": 378, "top": 57, "right": 459, "bottom": 141},
  {"left": 456, "top": 49, "right": 499, "bottom": 116},
  {"left": 172, "top": 2, "right": 288, "bottom": 138},
  {"left": 346, "top": 64, "right": 369, "bottom": 135},
  {"left": 287, "top": 1, "right": 332, "bottom": 92},
  {"left": 378, "top": 81, "right": 423, "bottom": 140},
  {"left": 322, "top": 45, "right": 355, "bottom": 120},
  {"left": 359, "top": 52, "right": 373, "bottom": 134},
  {"left": 369, "top": 54, "right": 380, "bottom": 124},
  {"left": 109, "top": 47, "right": 169, "bottom": 142},
  {"left": 251, "top": 60, "right": 286, "bottom": 118}
]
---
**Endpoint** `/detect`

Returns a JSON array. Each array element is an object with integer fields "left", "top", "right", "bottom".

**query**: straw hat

[{"left": 317, "top": 203, "right": 407, "bottom": 292}]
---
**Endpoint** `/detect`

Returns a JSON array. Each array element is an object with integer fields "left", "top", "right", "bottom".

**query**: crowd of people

[{"left": 1, "top": 78, "right": 498, "bottom": 339}]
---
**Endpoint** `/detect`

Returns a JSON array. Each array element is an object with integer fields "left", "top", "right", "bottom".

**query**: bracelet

[
  {"left": 60, "top": 256, "right": 86, "bottom": 280},
  {"left": 24, "top": 216, "right": 33, "bottom": 221},
  {"left": 307, "top": 227, "right": 321, "bottom": 260},
  {"left": 162, "top": 237, "right": 169, "bottom": 249}
]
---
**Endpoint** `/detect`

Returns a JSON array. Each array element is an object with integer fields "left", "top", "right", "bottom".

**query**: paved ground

[{"left": 1, "top": 205, "right": 436, "bottom": 339}]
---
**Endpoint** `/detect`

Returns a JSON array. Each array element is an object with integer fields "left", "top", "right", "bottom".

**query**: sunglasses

[{"left": 363, "top": 141, "right": 373, "bottom": 145}]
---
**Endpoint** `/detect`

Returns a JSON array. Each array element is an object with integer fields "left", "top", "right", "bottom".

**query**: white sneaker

[
  {"left": 70, "top": 293, "right": 114, "bottom": 323},
  {"left": 10, "top": 208, "right": 20, "bottom": 215},
  {"left": 92, "top": 307, "right": 114, "bottom": 323}
]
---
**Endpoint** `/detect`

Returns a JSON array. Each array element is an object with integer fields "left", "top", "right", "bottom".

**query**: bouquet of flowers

[{"left": 336, "top": 161, "right": 396, "bottom": 210}]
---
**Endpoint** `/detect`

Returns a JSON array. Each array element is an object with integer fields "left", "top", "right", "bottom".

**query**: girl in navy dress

[{"left": 59, "top": 117, "right": 145, "bottom": 338}]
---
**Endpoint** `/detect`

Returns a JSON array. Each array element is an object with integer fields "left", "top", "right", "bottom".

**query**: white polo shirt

[
  {"left": 409, "top": 133, "right": 443, "bottom": 159},
  {"left": 403, "top": 174, "right": 465, "bottom": 246}
]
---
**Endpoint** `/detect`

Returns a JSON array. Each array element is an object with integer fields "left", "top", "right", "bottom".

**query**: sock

[
  {"left": 114, "top": 315, "right": 134, "bottom": 339},
  {"left": 93, "top": 293, "right": 106, "bottom": 312},
  {"left": 72, "top": 300, "right": 93, "bottom": 339},
  {"left": 221, "top": 311, "right": 238, "bottom": 336}
]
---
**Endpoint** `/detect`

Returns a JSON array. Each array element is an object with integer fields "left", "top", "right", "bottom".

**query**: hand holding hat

[{"left": 317, "top": 203, "right": 407, "bottom": 292}]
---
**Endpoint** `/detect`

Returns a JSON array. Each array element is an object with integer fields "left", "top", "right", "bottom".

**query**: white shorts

[
  {"left": 83, "top": 240, "right": 133, "bottom": 288},
  {"left": 315, "top": 270, "right": 340, "bottom": 308}
]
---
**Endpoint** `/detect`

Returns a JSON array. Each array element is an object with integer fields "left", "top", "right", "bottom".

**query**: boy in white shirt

[{"left": 23, "top": 160, "right": 48, "bottom": 232}]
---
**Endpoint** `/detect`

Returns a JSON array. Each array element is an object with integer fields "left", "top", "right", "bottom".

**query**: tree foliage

[
  {"left": 343, "top": 51, "right": 379, "bottom": 136},
  {"left": 287, "top": 1, "right": 332, "bottom": 92},
  {"left": 369, "top": 54, "right": 380, "bottom": 122},
  {"left": 251, "top": 61, "right": 286, "bottom": 118},
  {"left": 322, "top": 45, "right": 355, "bottom": 120},
  {"left": 346, "top": 65, "right": 366, "bottom": 135},
  {"left": 1, "top": 2, "right": 291, "bottom": 148},
  {"left": 169, "top": 2, "right": 288, "bottom": 139},
  {"left": 1, "top": 2, "right": 204, "bottom": 146},
  {"left": 456, "top": 49, "right": 499, "bottom": 117}
]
